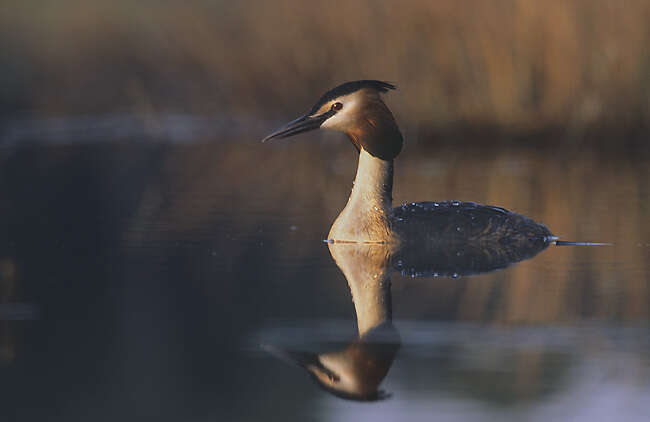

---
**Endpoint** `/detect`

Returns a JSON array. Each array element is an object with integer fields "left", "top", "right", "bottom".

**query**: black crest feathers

[{"left": 309, "top": 80, "right": 396, "bottom": 115}]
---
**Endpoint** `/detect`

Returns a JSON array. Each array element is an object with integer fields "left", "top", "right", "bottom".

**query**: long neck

[{"left": 328, "top": 149, "right": 395, "bottom": 243}]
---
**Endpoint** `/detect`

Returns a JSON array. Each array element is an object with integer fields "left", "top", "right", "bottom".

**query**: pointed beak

[{"left": 262, "top": 110, "right": 334, "bottom": 142}]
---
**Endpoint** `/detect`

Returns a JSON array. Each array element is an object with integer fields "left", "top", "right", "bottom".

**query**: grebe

[{"left": 263, "top": 80, "right": 553, "bottom": 246}]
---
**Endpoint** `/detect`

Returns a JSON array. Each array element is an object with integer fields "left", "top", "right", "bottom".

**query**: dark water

[{"left": 0, "top": 125, "right": 649, "bottom": 421}]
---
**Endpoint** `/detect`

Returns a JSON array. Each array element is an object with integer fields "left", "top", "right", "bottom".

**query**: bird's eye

[{"left": 332, "top": 102, "right": 343, "bottom": 111}]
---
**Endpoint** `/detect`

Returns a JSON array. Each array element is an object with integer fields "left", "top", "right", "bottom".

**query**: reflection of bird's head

[
  {"left": 263, "top": 80, "right": 403, "bottom": 160},
  {"left": 263, "top": 322, "right": 400, "bottom": 402}
]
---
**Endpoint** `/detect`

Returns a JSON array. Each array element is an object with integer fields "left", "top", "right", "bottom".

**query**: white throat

[{"left": 328, "top": 149, "right": 396, "bottom": 243}]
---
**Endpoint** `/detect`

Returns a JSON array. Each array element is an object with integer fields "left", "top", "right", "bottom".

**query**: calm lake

[{"left": 0, "top": 118, "right": 648, "bottom": 421}]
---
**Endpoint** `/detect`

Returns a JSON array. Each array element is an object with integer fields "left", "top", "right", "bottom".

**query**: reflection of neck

[
  {"left": 328, "top": 149, "right": 395, "bottom": 244},
  {"left": 328, "top": 243, "right": 392, "bottom": 336}
]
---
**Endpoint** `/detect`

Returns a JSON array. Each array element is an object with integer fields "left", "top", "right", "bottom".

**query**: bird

[{"left": 263, "top": 80, "right": 554, "bottom": 247}]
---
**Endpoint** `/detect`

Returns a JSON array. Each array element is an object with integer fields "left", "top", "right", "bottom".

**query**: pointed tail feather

[{"left": 553, "top": 240, "right": 614, "bottom": 246}]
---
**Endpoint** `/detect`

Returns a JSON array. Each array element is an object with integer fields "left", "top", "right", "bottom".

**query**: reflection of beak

[
  {"left": 261, "top": 343, "right": 317, "bottom": 367},
  {"left": 262, "top": 110, "right": 334, "bottom": 142},
  {"left": 261, "top": 344, "right": 340, "bottom": 382}
]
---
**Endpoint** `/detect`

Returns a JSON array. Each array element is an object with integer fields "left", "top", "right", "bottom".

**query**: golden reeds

[{"left": 2, "top": 1, "right": 649, "bottom": 145}]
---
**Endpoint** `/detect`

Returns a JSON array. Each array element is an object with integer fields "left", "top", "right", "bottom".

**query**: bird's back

[{"left": 392, "top": 201, "right": 553, "bottom": 276}]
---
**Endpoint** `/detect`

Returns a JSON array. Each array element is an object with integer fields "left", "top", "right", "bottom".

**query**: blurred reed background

[{"left": 1, "top": 0, "right": 649, "bottom": 148}]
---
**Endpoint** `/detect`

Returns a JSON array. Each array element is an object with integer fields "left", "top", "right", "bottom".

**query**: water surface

[{"left": 0, "top": 125, "right": 648, "bottom": 421}]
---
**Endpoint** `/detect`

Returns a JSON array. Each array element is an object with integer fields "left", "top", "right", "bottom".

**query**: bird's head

[{"left": 263, "top": 80, "right": 403, "bottom": 160}]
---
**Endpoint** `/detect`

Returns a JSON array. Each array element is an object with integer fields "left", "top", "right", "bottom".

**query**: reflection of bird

[
  {"left": 263, "top": 243, "right": 400, "bottom": 402},
  {"left": 263, "top": 80, "right": 554, "bottom": 246},
  {"left": 263, "top": 239, "right": 578, "bottom": 402},
  {"left": 262, "top": 233, "right": 553, "bottom": 401}
]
